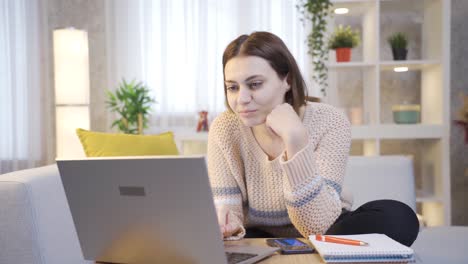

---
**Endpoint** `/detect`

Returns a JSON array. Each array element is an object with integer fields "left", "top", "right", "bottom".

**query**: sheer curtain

[
  {"left": 106, "top": 0, "right": 313, "bottom": 130},
  {"left": 0, "top": 0, "right": 53, "bottom": 173}
]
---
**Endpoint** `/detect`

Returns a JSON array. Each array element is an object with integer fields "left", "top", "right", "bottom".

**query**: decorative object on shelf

[
  {"left": 453, "top": 92, "right": 468, "bottom": 143},
  {"left": 347, "top": 107, "right": 363, "bottom": 125},
  {"left": 106, "top": 79, "right": 155, "bottom": 135},
  {"left": 196, "top": 111, "right": 209, "bottom": 132},
  {"left": 392, "top": 103, "right": 421, "bottom": 124},
  {"left": 387, "top": 32, "right": 408, "bottom": 60},
  {"left": 297, "top": 0, "right": 334, "bottom": 96},
  {"left": 328, "top": 25, "right": 360, "bottom": 62}
]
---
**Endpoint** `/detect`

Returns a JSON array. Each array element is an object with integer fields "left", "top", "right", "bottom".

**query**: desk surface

[
  {"left": 95, "top": 238, "right": 323, "bottom": 264},
  {"left": 225, "top": 238, "right": 323, "bottom": 264}
]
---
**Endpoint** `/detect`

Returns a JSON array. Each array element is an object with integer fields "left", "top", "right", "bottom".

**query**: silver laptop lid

[{"left": 57, "top": 156, "right": 227, "bottom": 264}]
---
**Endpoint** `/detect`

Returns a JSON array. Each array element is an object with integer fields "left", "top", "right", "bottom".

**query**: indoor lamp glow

[
  {"left": 334, "top": 8, "right": 349, "bottom": 15},
  {"left": 394, "top": 66, "right": 409, "bottom": 72},
  {"left": 53, "top": 28, "right": 90, "bottom": 158}
]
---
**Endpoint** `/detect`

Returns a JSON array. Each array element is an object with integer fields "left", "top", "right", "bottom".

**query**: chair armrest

[{"left": 0, "top": 165, "right": 92, "bottom": 264}]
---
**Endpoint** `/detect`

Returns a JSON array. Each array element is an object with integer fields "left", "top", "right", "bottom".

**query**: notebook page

[{"left": 309, "top": 234, "right": 414, "bottom": 258}]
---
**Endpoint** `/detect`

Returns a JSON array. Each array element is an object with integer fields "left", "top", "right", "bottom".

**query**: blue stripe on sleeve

[
  {"left": 286, "top": 181, "right": 324, "bottom": 207},
  {"left": 248, "top": 207, "right": 289, "bottom": 218},
  {"left": 324, "top": 178, "right": 342, "bottom": 194},
  {"left": 212, "top": 187, "right": 241, "bottom": 196}
]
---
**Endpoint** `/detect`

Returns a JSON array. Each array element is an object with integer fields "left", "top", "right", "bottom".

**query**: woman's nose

[{"left": 237, "top": 86, "right": 252, "bottom": 104}]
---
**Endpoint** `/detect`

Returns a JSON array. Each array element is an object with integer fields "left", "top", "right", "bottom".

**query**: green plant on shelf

[
  {"left": 328, "top": 25, "right": 360, "bottom": 50},
  {"left": 387, "top": 32, "right": 408, "bottom": 60},
  {"left": 387, "top": 32, "right": 408, "bottom": 50}
]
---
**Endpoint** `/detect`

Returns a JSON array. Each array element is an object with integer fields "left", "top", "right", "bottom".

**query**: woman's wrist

[{"left": 283, "top": 126, "right": 308, "bottom": 160}]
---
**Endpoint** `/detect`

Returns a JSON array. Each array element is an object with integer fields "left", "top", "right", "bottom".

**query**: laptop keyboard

[{"left": 225, "top": 252, "right": 258, "bottom": 264}]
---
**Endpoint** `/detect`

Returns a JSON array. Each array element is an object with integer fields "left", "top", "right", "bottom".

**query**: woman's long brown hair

[{"left": 222, "top": 32, "right": 320, "bottom": 114}]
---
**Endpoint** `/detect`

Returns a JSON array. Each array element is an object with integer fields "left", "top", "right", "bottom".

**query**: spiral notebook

[{"left": 308, "top": 234, "right": 415, "bottom": 263}]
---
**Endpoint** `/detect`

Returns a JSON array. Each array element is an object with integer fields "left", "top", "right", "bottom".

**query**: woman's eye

[
  {"left": 226, "top": 85, "right": 238, "bottom": 91},
  {"left": 249, "top": 81, "right": 262, "bottom": 89}
]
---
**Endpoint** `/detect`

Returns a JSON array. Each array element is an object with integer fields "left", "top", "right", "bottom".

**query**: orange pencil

[{"left": 315, "top": 234, "right": 369, "bottom": 246}]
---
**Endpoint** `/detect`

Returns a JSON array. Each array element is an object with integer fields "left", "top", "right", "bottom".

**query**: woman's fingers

[
  {"left": 217, "top": 207, "right": 241, "bottom": 238},
  {"left": 217, "top": 206, "right": 229, "bottom": 237},
  {"left": 217, "top": 206, "right": 229, "bottom": 227},
  {"left": 223, "top": 221, "right": 241, "bottom": 237}
]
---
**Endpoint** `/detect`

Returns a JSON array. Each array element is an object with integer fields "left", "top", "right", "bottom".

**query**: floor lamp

[{"left": 53, "top": 28, "right": 90, "bottom": 158}]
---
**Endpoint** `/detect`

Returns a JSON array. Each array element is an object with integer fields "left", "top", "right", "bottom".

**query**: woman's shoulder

[{"left": 209, "top": 110, "right": 242, "bottom": 142}]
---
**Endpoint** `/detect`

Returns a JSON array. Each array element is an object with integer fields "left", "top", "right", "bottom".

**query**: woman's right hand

[{"left": 217, "top": 205, "right": 241, "bottom": 239}]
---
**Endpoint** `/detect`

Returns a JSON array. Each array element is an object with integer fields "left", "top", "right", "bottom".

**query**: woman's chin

[{"left": 239, "top": 116, "right": 264, "bottom": 127}]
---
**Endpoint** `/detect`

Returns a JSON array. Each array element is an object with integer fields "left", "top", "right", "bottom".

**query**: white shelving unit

[{"left": 327, "top": 0, "right": 451, "bottom": 226}]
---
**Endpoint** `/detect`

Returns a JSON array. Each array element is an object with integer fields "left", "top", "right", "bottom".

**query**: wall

[{"left": 450, "top": 0, "right": 468, "bottom": 225}]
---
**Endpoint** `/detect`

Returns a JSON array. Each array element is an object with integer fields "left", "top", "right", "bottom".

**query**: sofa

[{"left": 0, "top": 156, "right": 466, "bottom": 264}]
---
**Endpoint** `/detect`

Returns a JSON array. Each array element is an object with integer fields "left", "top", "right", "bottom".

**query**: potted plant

[
  {"left": 106, "top": 79, "right": 155, "bottom": 135},
  {"left": 328, "top": 25, "right": 360, "bottom": 62},
  {"left": 297, "top": 0, "right": 333, "bottom": 96},
  {"left": 387, "top": 32, "right": 408, "bottom": 60}
]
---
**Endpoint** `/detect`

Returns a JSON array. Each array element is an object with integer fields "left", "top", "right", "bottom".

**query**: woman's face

[{"left": 224, "top": 56, "right": 290, "bottom": 127}]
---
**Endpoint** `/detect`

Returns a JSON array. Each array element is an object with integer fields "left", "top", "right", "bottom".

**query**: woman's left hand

[{"left": 266, "top": 103, "right": 308, "bottom": 159}]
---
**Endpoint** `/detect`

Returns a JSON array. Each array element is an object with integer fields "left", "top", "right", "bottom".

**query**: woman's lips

[{"left": 238, "top": 109, "right": 257, "bottom": 117}]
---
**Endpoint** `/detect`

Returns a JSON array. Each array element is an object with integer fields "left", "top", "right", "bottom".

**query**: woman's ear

[{"left": 284, "top": 73, "right": 291, "bottom": 91}]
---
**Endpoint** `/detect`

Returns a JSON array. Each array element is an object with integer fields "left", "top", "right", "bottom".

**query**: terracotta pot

[{"left": 335, "top": 48, "right": 351, "bottom": 62}]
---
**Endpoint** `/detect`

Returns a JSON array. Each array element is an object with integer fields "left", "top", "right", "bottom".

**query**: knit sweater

[{"left": 207, "top": 102, "right": 352, "bottom": 240}]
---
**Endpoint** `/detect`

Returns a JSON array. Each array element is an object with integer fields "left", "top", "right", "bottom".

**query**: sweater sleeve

[
  {"left": 279, "top": 108, "right": 351, "bottom": 237},
  {"left": 207, "top": 116, "right": 246, "bottom": 240}
]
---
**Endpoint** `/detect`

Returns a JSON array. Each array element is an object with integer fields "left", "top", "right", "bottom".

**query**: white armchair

[
  {"left": 0, "top": 165, "right": 91, "bottom": 264},
  {"left": 344, "top": 156, "right": 416, "bottom": 211}
]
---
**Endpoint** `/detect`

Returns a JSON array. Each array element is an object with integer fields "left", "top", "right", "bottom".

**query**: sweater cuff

[
  {"left": 224, "top": 225, "right": 246, "bottom": 241},
  {"left": 280, "top": 142, "right": 319, "bottom": 187}
]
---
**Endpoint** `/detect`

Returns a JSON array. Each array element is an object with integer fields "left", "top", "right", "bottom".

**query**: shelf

[
  {"left": 171, "top": 124, "right": 445, "bottom": 142},
  {"left": 351, "top": 124, "right": 444, "bottom": 139},
  {"left": 173, "top": 131, "right": 208, "bottom": 141},
  {"left": 416, "top": 190, "right": 443, "bottom": 203},
  {"left": 327, "top": 61, "right": 376, "bottom": 69},
  {"left": 380, "top": 60, "right": 440, "bottom": 71},
  {"left": 417, "top": 196, "right": 443, "bottom": 203},
  {"left": 152, "top": 127, "right": 209, "bottom": 142},
  {"left": 328, "top": 0, "right": 449, "bottom": 226}
]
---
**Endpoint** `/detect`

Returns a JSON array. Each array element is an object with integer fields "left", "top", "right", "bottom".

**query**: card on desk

[{"left": 308, "top": 233, "right": 415, "bottom": 263}]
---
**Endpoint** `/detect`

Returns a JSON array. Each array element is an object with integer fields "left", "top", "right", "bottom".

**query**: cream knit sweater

[{"left": 207, "top": 102, "right": 352, "bottom": 240}]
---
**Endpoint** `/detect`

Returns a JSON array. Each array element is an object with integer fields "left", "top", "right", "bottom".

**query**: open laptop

[{"left": 57, "top": 156, "right": 278, "bottom": 264}]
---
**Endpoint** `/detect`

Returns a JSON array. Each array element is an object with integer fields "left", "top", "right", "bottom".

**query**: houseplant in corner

[
  {"left": 388, "top": 32, "right": 408, "bottom": 60},
  {"left": 106, "top": 79, "right": 155, "bottom": 134},
  {"left": 328, "top": 25, "right": 360, "bottom": 62}
]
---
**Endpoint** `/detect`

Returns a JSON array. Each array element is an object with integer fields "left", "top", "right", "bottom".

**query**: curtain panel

[{"left": 0, "top": 0, "right": 53, "bottom": 173}]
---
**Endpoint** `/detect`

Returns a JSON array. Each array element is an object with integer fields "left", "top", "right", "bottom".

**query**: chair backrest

[
  {"left": 343, "top": 156, "right": 416, "bottom": 211},
  {"left": 0, "top": 165, "right": 90, "bottom": 264}
]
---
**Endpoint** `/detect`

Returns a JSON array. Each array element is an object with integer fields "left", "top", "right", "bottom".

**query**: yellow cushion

[{"left": 76, "top": 128, "right": 179, "bottom": 157}]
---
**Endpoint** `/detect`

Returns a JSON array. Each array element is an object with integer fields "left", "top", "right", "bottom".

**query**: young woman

[{"left": 207, "top": 32, "right": 419, "bottom": 246}]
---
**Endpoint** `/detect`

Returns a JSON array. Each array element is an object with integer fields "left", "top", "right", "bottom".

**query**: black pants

[{"left": 246, "top": 199, "right": 419, "bottom": 246}]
